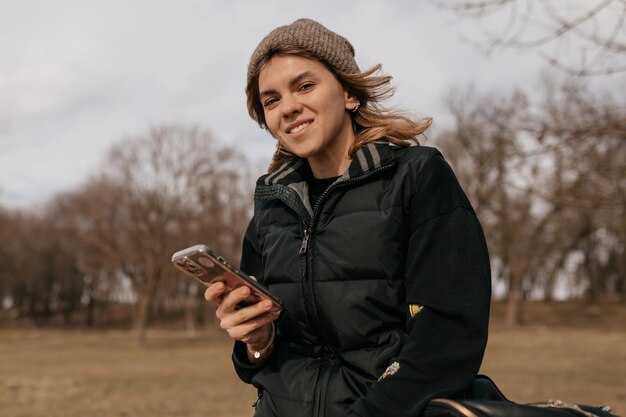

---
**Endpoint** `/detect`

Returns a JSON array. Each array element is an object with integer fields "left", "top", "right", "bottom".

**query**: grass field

[{"left": 1, "top": 308, "right": 625, "bottom": 417}]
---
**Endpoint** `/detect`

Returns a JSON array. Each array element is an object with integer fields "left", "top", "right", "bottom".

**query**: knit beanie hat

[{"left": 247, "top": 18, "right": 360, "bottom": 86}]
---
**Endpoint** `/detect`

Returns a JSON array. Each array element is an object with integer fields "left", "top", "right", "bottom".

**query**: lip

[{"left": 285, "top": 119, "right": 314, "bottom": 135}]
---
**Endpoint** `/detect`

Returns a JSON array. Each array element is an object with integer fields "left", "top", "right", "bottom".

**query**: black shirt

[{"left": 308, "top": 175, "right": 340, "bottom": 208}]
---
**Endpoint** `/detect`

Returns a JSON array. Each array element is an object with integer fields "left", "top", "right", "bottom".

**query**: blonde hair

[{"left": 245, "top": 47, "right": 432, "bottom": 173}]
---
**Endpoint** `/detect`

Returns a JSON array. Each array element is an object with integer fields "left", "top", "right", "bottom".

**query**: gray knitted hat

[{"left": 247, "top": 18, "right": 360, "bottom": 86}]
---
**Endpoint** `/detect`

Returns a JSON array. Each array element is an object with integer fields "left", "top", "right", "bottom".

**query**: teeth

[{"left": 289, "top": 121, "right": 311, "bottom": 134}]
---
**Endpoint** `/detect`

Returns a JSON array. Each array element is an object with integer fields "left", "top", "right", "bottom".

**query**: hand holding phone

[{"left": 171, "top": 244, "right": 283, "bottom": 314}]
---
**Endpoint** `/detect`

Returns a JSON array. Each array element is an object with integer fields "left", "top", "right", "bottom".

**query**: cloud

[{"left": 0, "top": 0, "right": 622, "bottom": 207}]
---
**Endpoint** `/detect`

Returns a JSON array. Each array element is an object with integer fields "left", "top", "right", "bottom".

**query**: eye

[
  {"left": 263, "top": 97, "right": 278, "bottom": 108},
  {"left": 299, "top": 82, "right": 314, "bottom": 92}
]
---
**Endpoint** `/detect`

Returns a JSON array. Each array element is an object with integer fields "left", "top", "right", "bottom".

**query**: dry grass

[
  {"left": 1, "top": 303, "right": 625, "bottom": 416},
  {"left": 480, "top": 329, "right": 626, "bottom": 412},
  {"left": 0, "top": 330, "right": 257, "bottom": 417}
]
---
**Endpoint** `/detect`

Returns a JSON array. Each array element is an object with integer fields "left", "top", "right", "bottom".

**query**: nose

[{"left": 280, "top": 94, "right": 303, "bottom": 118}]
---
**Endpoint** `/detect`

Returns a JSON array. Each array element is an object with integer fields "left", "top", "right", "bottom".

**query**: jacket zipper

[
  {"left": 251, "top": 388, "right": 263, "bottom": 408},
  {"left": 312, "top": 353, "right": 340, "bottom": 417},
  {"left": 298, "top": 163, "right": 394, "bottom": 255},
  {"left": 298, "top": 163, "right": 394, "bottom": 417},
  {"left": 312, "top": 361, "right": 330, "bottom": 417},
  {"left": 298, "top": 164, "right": 394, "bottom": 342},
  {"left": 298, "top": 227, "right": 311, "bottom": 255}
]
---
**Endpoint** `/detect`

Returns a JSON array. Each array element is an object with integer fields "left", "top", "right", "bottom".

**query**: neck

[
  {"left": 308, "top": 120, "right": 354, "bottom": 179},
  {"left": 309, "top": 153, "right": 352, "bottom": 178}
]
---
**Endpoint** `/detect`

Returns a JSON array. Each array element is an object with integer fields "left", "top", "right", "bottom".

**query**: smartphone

[{"left": 171, "top": 244, "right": 283, "bottom": 313}]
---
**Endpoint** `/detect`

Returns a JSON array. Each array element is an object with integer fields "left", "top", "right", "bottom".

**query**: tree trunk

[
  {"left": 134, "top": 277, "right": 158, "bottom": 347},
  {"left": 505, "top": 268, "right": 523, "bottom": 328},
  {"left": 584, "top": 234, "right": 602, "bottom": 304},
  {"left": 620, "top": 207, "right": 626, "bottom": 303},
  {"left": 85, "top": 296, "right": 95, "bottom": 327},
  {"left": 134, "top": 295, "right": 149, "bottom": 347},
  {"left": 184, "top": 297, "right": 197, "bottom": 337}
]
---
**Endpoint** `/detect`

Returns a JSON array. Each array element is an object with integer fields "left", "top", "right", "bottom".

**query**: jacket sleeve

[
  {"left": 348, "top": 153, "right": 492, "bottom": 417},
  {"left": 231, "top": 216, "right": 267, "bottom": 384}
]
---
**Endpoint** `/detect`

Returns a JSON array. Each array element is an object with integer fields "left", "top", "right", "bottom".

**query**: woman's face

[{"left": 258, "top": 55, "right": 356, "bottom": 168}]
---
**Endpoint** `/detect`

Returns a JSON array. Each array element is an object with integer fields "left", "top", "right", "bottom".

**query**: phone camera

[
  {"left": 198, "top": 257, "right": 215, "bottom": 268},
  {"left": 178, "top": 257, "right": 205, "bottom": 277}
]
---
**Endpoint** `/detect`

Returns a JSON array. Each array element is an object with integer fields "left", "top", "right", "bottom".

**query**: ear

[{"left": 344, "top": 90, "right": 359, "bottom": 112}]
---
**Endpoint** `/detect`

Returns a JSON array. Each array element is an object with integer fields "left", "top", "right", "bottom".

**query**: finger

[
  {"left": 218, "top": 297, "right": 276, "bottom": 327},
  {"left": 215, "top": 300, "right": 280, "bottom": 335},
  {"left": 204, "top": 281, "right": 226, "bottom": 304},
  {"left": 215, "top": 286, "right": 252, "bottom": 322},
  {"left": 225, "top": 311, "right": 280, "bottom": 343},
  {"left": 218, "top": 285, "right": 253, "bottom": 313}
]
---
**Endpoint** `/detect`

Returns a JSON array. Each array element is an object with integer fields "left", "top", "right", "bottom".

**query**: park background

[{"left": 1, "top": 1, "right": 625, "bottom": 416}]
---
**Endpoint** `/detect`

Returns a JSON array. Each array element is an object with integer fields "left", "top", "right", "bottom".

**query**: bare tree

[
  {"left": 46, "top": 182, "right": 129, "bottom": 327},
  {"left": 434, "top": 0, "right": 626, "bottom": 75},
  {"left": 96, "top": 125, "right": 251, "bottom": 346},
  {"left": 0, "top": 125, "right": 253, "bottom": 335},
  {"left": 531, "top": 78, "right": 626, "bottom": 301},
  {"left": 438, "top": 87, "right": 545, "bottom": 327},
  {"left": 437, "top": 77, "right": 625, "bottom": 326},
  {"left": 0, "top": 208, "right": 25, "bottom": 321}
]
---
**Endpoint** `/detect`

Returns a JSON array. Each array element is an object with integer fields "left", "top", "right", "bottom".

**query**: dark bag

[{"left": 424, "top": 375, "right": 619, "bottom": 417}]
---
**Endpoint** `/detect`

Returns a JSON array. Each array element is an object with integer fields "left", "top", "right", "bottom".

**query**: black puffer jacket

[{"left": 233, "top": 144, "right": 491, "bottom": 417}]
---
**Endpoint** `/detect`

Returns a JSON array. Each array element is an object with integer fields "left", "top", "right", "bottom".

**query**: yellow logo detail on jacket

[{"left": 409, "top": 304, "right": 424, "bottom": 318}]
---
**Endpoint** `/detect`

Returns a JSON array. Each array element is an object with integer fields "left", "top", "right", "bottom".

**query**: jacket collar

[{"left": 259, "top": 142, "right": 395, "bottom": 187}]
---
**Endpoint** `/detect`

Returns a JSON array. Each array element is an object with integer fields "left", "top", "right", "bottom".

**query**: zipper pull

[
  {"left": 251, "top": 388, "right": 263, "bottom": 407},
  {"left": 299, "top": 228, "right": 310, "bottom": 255}
]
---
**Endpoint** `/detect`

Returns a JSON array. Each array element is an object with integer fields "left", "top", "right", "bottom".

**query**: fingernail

[{"left": 261, "top": 300, "right": 272, "bottom": 309}]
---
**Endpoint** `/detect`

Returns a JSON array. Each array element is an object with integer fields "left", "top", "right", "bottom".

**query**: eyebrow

[{"left": 259, "top": 71, "right": 317, "bottom": 98}]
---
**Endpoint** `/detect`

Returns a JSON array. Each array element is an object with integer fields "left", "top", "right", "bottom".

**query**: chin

[{"left": 285, "top": 145, "right": 319, "bottom": 159}]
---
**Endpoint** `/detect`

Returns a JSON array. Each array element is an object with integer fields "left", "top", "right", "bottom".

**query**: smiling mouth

[{"left": 287, "top": 121, "right": 313, "bottom": 134}]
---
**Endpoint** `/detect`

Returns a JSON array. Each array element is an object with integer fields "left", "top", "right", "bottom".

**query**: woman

[{"left": 205, "top": 18, "right": 491, "bottom": 417}]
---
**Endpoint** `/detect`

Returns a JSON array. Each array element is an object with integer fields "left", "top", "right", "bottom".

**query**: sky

[{"left": 1, "top": 0, "right": 624, "bottom": 207}]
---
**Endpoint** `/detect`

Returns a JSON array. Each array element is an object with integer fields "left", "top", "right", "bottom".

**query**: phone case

[{"left": 171, "top": 244, "right": 283, "bottom": 313}]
